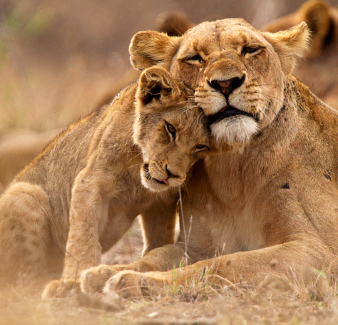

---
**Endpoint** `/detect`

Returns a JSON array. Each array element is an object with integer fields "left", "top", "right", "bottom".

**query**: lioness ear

[
  {"left": 299, "top": 0, "right": 331, "bottom": 57},
  {"left": 129, "top": 31, "right": 181, "bottom": 71},
  {"left": 137, "top": 66, "right": 182, "bottom": 106},
  {"left": 262, "top": 22, "right": 310, "bottom": 74}
]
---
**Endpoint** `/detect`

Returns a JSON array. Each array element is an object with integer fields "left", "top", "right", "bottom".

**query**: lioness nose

[{"left": 208, "top": 75, "right": 245, "bottom": 97}]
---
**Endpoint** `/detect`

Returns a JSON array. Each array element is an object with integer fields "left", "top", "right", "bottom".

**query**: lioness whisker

[
  {"left": 260, "top": 91, "right": 284, "bottom": 104},
  {"left": 128, "top": 163, "right": 143, "bottom": 169}
]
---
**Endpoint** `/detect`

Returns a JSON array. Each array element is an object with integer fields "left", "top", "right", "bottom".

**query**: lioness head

[
  {"left": 130, "top": 19, "right": 309, "bottom": 147},
  {"left": 134, "top": 66, "right": 210, "bottom": 192}
]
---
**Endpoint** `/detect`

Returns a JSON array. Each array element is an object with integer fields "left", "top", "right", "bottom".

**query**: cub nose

[
  {"left": 166, "top": 165, "right": 180, "bottom": 179},
  {"left": 208, "top": 75, "right": 245, "bottom": 97}
]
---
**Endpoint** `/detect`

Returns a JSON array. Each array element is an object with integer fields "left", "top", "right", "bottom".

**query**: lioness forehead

[{"left": 182, "top": 18, "right": 265, "bottom": 51}]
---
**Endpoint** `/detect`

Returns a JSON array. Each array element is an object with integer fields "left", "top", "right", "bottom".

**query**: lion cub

[{"left": 0, "top": 67, "right": 210, "bottom": 297}]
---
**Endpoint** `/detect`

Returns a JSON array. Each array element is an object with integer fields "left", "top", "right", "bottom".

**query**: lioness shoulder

[{"left": 79, "top": 18, "right": 338, "bottom": 300}]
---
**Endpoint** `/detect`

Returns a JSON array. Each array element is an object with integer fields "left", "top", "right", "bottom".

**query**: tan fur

[
  {"left": 0, "top": 67, "right": 209, "bottom": 298},
  {"left": 81, "top": 18, "right": 338, "bottom": 298},
  {"left": 263, "top": 0, "right": 338, "bottom": 109},
  {"left": 94, "top": 12, "right": 195, "bottom": 109},
  {"left": 0, "top": 129, "right": 62, "bottom": 194}
]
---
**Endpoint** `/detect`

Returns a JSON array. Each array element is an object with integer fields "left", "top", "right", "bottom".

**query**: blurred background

[
  {"left": 0, "top": 0, "right": 337, "bottom": 283},
  {"left": 1, "top": 0, "right": 337, "bottom": 132}
]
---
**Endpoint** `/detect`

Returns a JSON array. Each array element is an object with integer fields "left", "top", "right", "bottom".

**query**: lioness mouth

[{"left": 208, "top": 105, "right": 256, "bottom": 125}]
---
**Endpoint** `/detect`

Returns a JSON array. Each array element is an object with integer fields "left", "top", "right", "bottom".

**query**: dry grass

[
  {"left": 0, "top": 0, "right": 130, "bottom": 132},
  {"left": 2, "top": 260, "right": 338, "bottom": 325},
  {"left": 2, "top": 1, "right": 338, "bottom": 324},
  {"left": 6, "top": 217, "right": 338, "bottom": 324}
]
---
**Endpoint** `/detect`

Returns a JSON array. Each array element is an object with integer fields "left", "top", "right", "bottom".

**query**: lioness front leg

[{"left": 103, "top": 240, "right": 332, "bottom": 299}]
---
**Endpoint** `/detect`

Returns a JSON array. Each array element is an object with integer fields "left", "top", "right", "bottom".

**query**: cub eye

[
  {"left": 185, "top": 54, "right": 203, "bottom": 64},
  {"left": 165, "top": 122, "right": 176, "bottom": 140},
  {"left": 241, "top": 46, "right": 261, "bottom": 56},
  {"left": 194, "top": 145, "right": 209, "bottom": 153}
]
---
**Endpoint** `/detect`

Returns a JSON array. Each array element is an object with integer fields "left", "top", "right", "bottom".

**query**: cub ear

[
  {"left": 129, "top": 31, "right": 181, "bottom": 71},
  {"left": 262, "top": 22, "right": 310, "bottom": 75},
  {"left": 137, "top": 66, "right": 182, "bottom": 106},
  {"left": 299, "top": 0, "right": 331, "bottom": 57}
]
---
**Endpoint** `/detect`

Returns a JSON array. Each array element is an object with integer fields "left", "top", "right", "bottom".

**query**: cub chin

[
  {"left": 0, "top": 66, "right": 209, "bottom": 299},
  {"left": 134, "top": 67, "right": 210, "bottom": 192}
]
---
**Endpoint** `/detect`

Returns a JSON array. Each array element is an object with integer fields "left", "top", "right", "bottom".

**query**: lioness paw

[
  {"left": 103, "top": 271, "right": 164, "bottom": 299},
  {"left": 80, "top": 264, "right": 126, "bottom": 294},
  {"left": 42, "top": 279, "right": 80, "bottom": 299}
]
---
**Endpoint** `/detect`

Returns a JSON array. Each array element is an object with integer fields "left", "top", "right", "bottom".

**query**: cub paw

[
  {"left": 42, "top": 279, "right": 80, "bottom": 299},
  {"left": 103, "top": 271, "right": 164, "bottom": 299},
  {"left": 80, "top": 264, "right": 126, "bottom": 294}
]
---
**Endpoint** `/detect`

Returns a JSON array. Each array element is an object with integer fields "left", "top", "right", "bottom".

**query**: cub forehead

[{"left": 166, "top": 105, "right": 205, "bottom": 124}]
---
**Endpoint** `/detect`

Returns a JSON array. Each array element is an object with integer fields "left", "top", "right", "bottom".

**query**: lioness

[
  {"left": 0, "top": 67, "right": 210, "bottom": 297},
  {"left": 94, "top": 12, "right": 196, "bottom": 110},
  {"left": 80, "top": 19, "right": 338, "bottom": 298},
  {"left": 263, "top": 0, "right": 338, "bottom": 110}
]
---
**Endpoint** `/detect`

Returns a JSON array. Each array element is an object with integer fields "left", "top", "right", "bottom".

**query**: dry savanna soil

[
  {"left": 2, "top": 0, "right": 338, "bottom": 324},
  {"left": 1, "top": 219, "right": 338, "bottom": 325}
]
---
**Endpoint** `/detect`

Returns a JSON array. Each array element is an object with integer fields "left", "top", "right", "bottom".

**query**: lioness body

[
  {"left": 81, "top": 19, "right": 338, "bottom": 297},
  {"left": 0, "top": 67, "right": 209, "bottom": 297}
]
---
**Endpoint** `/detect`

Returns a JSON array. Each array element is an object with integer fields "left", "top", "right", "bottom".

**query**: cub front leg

[
  {"left": 81, "top": 199, "right": 179, "bottom": 294},
  {"left": 140, "top": 196, "right": 177, "bottom": 255},
  {"left": 43, "top": 169, "right": 110, "bottom": 299},
  {"left": 81, "top": 243, "right": 185, "bottom": 294}
]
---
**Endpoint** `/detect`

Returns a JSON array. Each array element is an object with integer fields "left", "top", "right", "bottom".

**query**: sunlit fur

[
  {"left": 0, "top": 66, "right": 209, "bottom": 299},
  {"left": 130, "top": 19, "right": 309, "bottom": 148},
  {"left": 211, "top": 116, "right": 258, "bottom": 145},
  {"left": 83, "top": 18, "right": 338, "bottom": 299}
]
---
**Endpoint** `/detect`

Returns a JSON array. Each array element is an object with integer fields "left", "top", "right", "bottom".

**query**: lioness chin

[
  {"left": 0, "top": 67, "right": 210, "bottom": 298},
  {"left": 82, "top": 18, "right": 338, "bottom": 299}
]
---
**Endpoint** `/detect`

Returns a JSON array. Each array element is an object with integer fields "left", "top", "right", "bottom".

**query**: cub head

[
  {"left": 134, "top": 66, "right": 210, "bottom": 192},
  {"left": 130, "top": 18, "right": 309, "bottom": 148}
]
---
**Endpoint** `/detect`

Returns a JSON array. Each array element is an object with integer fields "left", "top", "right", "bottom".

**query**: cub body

[{"left": 0, "top": 67, "right": 209, "bottom": 297}]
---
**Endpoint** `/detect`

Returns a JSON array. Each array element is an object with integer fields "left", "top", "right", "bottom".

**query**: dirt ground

[
  {"left": 2, "top": 0, "right": 338, "bottom": 324},
  {"left": 2, "top": 220, "right": 338, "bottom": 325}
]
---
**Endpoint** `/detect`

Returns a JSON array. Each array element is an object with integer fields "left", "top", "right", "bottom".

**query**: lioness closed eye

[
  {"left": 79, "top": 18, "right": 338, "bottom": 300},
  {"left": 0, "top": 66, "right": 209, "bottom": 298}
]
